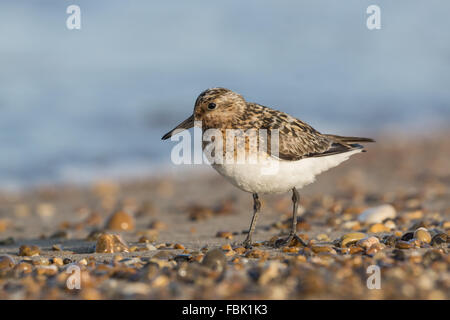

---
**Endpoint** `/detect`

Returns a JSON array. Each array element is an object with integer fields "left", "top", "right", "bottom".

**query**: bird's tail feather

[{"left": 325, "top": 134, "right": 375, "bottom": 143}]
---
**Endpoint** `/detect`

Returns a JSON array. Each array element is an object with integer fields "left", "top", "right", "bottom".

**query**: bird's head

[{"left": 162, "top": 87, "right": 246, "bottom": 140}]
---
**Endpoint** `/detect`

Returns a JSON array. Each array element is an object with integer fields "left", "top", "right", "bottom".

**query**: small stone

[
  {"left": 216, "top": 231, "right": 233, "bottom": 239},
  {"left": 0, "top": 255, "right": 15, "bottom": 270},
  {"left": 401, "top": 232, "right": 414, "bottom": 241},
  {"left": 234, "top": 247, "right": 246, "bottom": 255},
  {"left": 430, "top": 233, "right": 448, "bottom": 247},
  {"left": 50, "top": 231, "right": 69, "bottom": 239},
  {"left": 52, "top": 257, "right": 63, "bottom": 266},
  {"left": 245, "top": 249, "right": 268, "bottom": 259},
  {"left": 63, "top": 258, "right": 72, "bottom": 264},
  {"left": 138, "top": 236, "right": 153, "bottom": 243},
  {"left": 404, "top": 210, "right": 423, "bottom": 220},
  {"left": 282, "top": 246, "right": 300, "bottom": 253},
  {"left": 341, "top": 220, "right": 361, "bottom": 230},
  {"left": 14, "top": 262, "right": 32, "bottom": 274},
  {"left": 0, "top": 219, "right": 11, "bottom": 232},
  {"left": 368, "top": 223, "right": 390, "bottom": 233},
  {"left": 341, "top": 232, "right": 367, "bottom": 247},
  {"left": 174, "top": 243, "right": 185, "bottom": 250},
  {"left": 384, "top": 220, "right": 396, "bottom": 230},
  {"left": 52, "top": 244, "right": 62, "bottom": 251},
  {"left": 221, "top": 244, "right": 232, "bottom": 251},
  {"left": 358, "top": 204, "right": 396, "bottom": 224},
  {"left": 105, "top": 211, "right": 135, "bottom": 231},
  {"left": 258, "top": 262, "right": 282, "bottom": 285},
  {"left": 414, "top": 227, "right": 431, "bottom": 244},
  {"left": 37, "top": 203, "right": 55, "bottom": 219},
  {"left": 357, "top": 236, "right": 380, "bottom": 249},
  {"left": 146, "top": 244, "right": 157, "bottom": 251},
  {"left": 311, "top": 245, "right": 335, "bottom": 254},
  {"left": 383, "top": 235, "right": 397, "bottom": 247},
  {"left": 442, "top": 221, "right": 450, "bottom": 230},
  {"left": 316, "top": 234, "right": 330, "bottom": 241},
  {"left": 152, "top": 250, "right": 174, "bottom": 259},
  {"left": 18, "top": 245, "right": 40, "bottom": 256},
  {"left": 423, "top": 250, "right": 443, "bottom": 266},
  {"left": 0, "top": 237, "right": 14, "bottom": 245},
  {"left": 396, "top": 240, "right": 413, "bottom": 249},
  {"left": 202, "top": 248, "right": 227, "bottom": 273},
  {"left": 349, "top": 246, "right": 364, "bottom": 254},
  {"left": 366, "top": 243, "right": 384, "bottom": 255},
  {"left": 148, "top": 220, "right": 167, "bottom": 230},
  {"left": 14, "top": 204, "right": 30, "bottom": 217},
  {"left": 95, "top": 233, "right": 129, "bottom": 253}
]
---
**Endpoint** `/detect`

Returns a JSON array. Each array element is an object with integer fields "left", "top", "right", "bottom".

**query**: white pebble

[{"left": 358, "top": 204, "right": 396, "bottom": 224}]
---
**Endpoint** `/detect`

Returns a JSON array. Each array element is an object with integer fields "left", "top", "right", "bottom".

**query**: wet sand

[{"left": 0, "top": 131, "right": 448, "bottom": 299}]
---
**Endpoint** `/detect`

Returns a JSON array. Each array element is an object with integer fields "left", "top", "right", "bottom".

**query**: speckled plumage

[
  {"left": 162, "top": 87, "right": 374, "bottom": 247},
  {"left": 191, "top": 88, "right": 373, "bottom": 161}
]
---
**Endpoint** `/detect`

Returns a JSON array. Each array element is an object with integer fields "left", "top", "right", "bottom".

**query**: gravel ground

[{"left": 0, "top": 131, "right": 449, "bottom": 299}]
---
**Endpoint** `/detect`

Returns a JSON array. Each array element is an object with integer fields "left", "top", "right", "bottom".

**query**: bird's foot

[
  {"left": 242, "top": 237, "right": 253, "bottom": 249},
  {"left": 275, "top": 233, "right": 307, "bottom": 248}
]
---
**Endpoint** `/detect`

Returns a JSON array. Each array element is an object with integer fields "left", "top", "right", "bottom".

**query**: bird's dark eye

[{"left": 207, "top": 102, "right": 216, "bottom": 110}]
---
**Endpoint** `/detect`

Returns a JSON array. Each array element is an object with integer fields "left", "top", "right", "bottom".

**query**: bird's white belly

[{"left": 211, "top": 149, "right": 361, "bottom": 193}]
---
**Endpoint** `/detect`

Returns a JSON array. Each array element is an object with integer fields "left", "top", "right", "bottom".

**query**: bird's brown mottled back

[{"left": 194, "top": 88, "right": 374, "bottom": 161}]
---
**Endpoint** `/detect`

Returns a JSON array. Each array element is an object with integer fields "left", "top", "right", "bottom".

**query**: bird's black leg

[
  {"left": 285, "top": 187, "right": 299, "bottom": 245},
  {"left": 243, "top": 193, "right": 261, "bottom": 248},
  {"left": 276, "top": 187, "right": 306, "bottom": 247}
]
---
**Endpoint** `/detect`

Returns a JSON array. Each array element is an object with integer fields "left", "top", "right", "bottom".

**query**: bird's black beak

[{"left": 161, "top": 114, "right": 195, "bottom": 140}]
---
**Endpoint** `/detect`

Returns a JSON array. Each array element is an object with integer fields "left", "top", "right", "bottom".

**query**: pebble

[
  {"left": 431, "top": 233, "right": 448, "bottom": 247},
  {"left": 18, "top": 245, "right": 40, "bottom": 256},
  {"left": 216, "top": 231, "right": 233, "bottom": 239},
  {"left": 366, "top": 243, "right": 384, "bottom": 255},
  {"left": 357, "top": 236, "right": 380, "bottom": 249},
  {"left": 37, "top": 203, "right": 55, "bottom": 219},
  {"left": 245, "top": 249, "right": 268, "bottom": 259},
  {"left": 404, "top": 210, "right": 423, "bottom": 220},
  {"left": 95, "top": 233, "right": 129, "bottom": 253},
  {"left": 221, "top": 244, "right": 232, "bottom": 251},
  {"left": 202, "top": 248, "right": 227, "bottom": 273},
  {"left": 146, "top": 244, "right": 157, "bottom": 251},
  {"left": 341, "top": 232, "right": 366, "bottom": 247},
  {"left": 396, "top": 240, "right": 413, "bottom": 249},
  {"left": 52, "top": 257, "right": 64, "bottom": 266},
  {"left": 401, "top": 232, "right": 414, "bottom": 241},
  {"left": 384, "top": 220, "right": 396, "bottom": 230},
  {"left": 311, "top": 245, "right": 335, "bottom": 254},
  {"left": 442, "top": 221, "right": 450, "bottom": 230},
  {"left": 14, "top": 262, "right": 32, "bottom": 274},
  {"left": 0, "top": 219, "right": 11, "bottom": 232},
  {"left": 349, "top": 246, "right": 364, "bottom": 254},
  {"left": 368, "top": 223, "right": 390, "bottom": 233},
  {"left": 316, "top": 234, "right": 330, "bottom": 241},
  {"left": 105, "top": 211, "right": 135, "bottom": 231},
  {"left": 174, "top": 243, "right": 185, "bottom": 250},
  {"left": 148, "top": 220, "right": 168, "bottom": 230},
  {"left": 0, "top": 255, "right": 15, "bottom": 270},
  {"left": 358, "top": 204, "right": 396, "bottom": 224},
  {"left": 258, "top": 262, "right": 282, "bottom": 285},
  {"left": 414, "top": 227, "right": 431, "bottom": 243},
  {"left": 234, "top": 247, "right": 246, "bottom": 255}
]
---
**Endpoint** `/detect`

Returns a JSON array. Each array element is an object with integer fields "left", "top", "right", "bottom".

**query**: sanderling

[{"left": 162, "top": 88, "right": 374, "bottom": 248}]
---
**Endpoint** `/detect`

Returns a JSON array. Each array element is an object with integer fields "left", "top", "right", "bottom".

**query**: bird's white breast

[{"left": 210, "top": 149, "right": 361, "bottom": 194}]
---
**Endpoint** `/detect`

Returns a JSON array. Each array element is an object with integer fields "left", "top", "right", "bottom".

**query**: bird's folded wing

[{"left": 264, "top": 114, "right": 364, "bottom": 161}]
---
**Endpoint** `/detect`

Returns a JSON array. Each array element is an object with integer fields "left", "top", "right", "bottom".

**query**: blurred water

[{"left": 0, "top": 0, "right": 449, "bottom": 188}]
